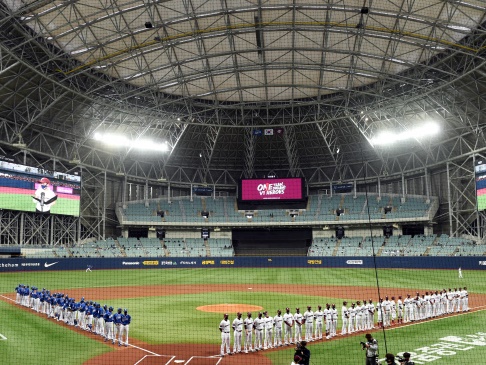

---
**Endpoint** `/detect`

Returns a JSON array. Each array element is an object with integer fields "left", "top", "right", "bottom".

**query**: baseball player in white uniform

[
  {"left": 263, "top": 311, "right": 274, "bottom": 350},
  {"left": 348, "top": 303, "right": 356, "bottom": 334},
  {"left": 458, "top": 267, "right": 463, "bottom": 278},
  {"left": 243, "top": 312, "right": 254, "bottom": 353},
  {"left": 382, "top": 297, "right": 391, "bottom": 327},
  {"left": 330, "top": 304, "right": 338, "bottom": 337},
  {"left": 283, "top": 308, "right": 294, "bottom": 345},
  {"left": 404, "top": 294, "right": 411, "bottom": 322},
  {"left": 390, "top": 297, "right": 397, "bottom": 325},
  {"left": 376, "top": 299, "right": 383, "bottom": 327},
  {"left": 253, "top": 312, "right": 264, "bottom": 351},
  {"left": 324, "top": 304, "right": 332, "bottom": 338},
  {"left": 293, "top": 308, "right": 303, "bottom": 343},
  {"left": 303, "top": 306, "right": 314, "bottom": 342},
  {"left": 273, "top": 310, "right": 283, "bottom": 347},
  {"left": 219, "top": 313, "right": 231, "bottom": 357},
  {"left": 452, "top": 288, "right": 459, "bottom": 313},
  {"left": 397, "top": 296, "right": 403, "bottom": 324},
  {"left": 355, "top": 301, "right": 363, "bottom": 331},
  {"left": 446, "top": 289, "right": 453, "bottom": 314},
  {"left": 424, "top": 292, "right": 432, "bottom": 319},
  {"left": 460, "top": 287, "right": 467, "bottom": 312},
  {"left": 341, "top": 302, "right": 349, "bottom": 335},
  {"left": 367, "top": 299, "right": 375, "bottom": 330},
  {"left": 232, "top": 312, "right": 243, "bottom": 354},
  {"left": 314, "top": 305, "right": 324, "bottom": 339},
  {"left": 463, "top": 287, "right": 469, "bottom": 312}
]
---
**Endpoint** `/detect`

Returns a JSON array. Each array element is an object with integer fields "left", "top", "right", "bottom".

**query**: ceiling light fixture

[
  {"left": 93, "top": 132, "right": 169, "bottom": 152},
  {"left": 370, "top": 122, "right": 440, "bottom": 147}
]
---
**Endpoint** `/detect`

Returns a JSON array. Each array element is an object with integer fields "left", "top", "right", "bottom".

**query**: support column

[{"left": 446, "top": 162, "right": 453, "bottom": 236}]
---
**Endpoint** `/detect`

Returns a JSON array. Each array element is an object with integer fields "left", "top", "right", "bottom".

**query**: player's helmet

[
  {"left": 40, "top": 177, "right": 50, "bottom": 184},
  {"left": 118, "top": 308, "right": 122, "bottom": 312},
  {"left": 237, "top": 312, "right": 242, "bottom": 316},
  {"left": 124, "top": 309, "right": 128, "bottom": 313},
  {"left": 307, "top": 306, "right": 311, "bottom": 309},
  {"left": 247, "top": 312, "right": 252, "bottom": 316},
  {"left": 109, "top": 306, "right": 113, "bottom": 311},
  {"left": 295, "top": 307, "right": 300, "bottom": 311},
  {"left": 103, "top": 305, "right": 107, "bottom": 309}
]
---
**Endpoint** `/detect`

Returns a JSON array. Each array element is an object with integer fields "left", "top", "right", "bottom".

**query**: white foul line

[
  {"left": 0, "top": 333, "right": 7, "bottom": 340},
  {"left": 0, "top": 294, "right": 165, "bottom": 358}
]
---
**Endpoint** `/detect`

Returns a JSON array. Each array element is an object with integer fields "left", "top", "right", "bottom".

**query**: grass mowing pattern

[
  {"left": 0, "top": 300, "right": 110, "bottom": 365},
  {"left": 0, "top": 267, "right": 484, "bottom": 364},
  {"left": 1, "top": 268, "right": 484, "bottom": 293},
  {"left": 265, "top": 311, "right": 486, "bottom": 365}
]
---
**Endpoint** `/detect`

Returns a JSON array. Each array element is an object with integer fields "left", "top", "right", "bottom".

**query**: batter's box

[
  {"left": 183, "top": 355, "right": 222, "bottom": 365},
  {"left": 134, "top": 354, "right": 175, "bottom": 365}
]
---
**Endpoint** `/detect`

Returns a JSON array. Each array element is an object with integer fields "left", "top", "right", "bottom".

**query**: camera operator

[
  {"left": 384, "top": 353, "right": 395, "bottom": 364},
  {"left": 292, "top": 341, "right": 311, "bottom": 365},
  {"left": 398, "top": 352, "right": 414, "bottom": 365},
  {"left": 362, "top": 333, "right": 379, "bottom": 365}
]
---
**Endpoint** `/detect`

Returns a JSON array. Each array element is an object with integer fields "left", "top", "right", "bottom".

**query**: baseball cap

[
  {"left": 403, "top": 352, "right": 411, "bottom": 359},
  {"left": 40, "top": 177, "right": 50, "bottom": 184}
]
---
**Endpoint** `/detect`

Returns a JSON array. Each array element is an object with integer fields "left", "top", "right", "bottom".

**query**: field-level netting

[{"left": 0, "top": 267, "right": 485, "bottom": 365}]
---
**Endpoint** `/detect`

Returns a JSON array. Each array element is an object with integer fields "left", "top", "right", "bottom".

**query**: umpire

[{"left": 363, "top": 333, "right": 379, "bottom": 365}]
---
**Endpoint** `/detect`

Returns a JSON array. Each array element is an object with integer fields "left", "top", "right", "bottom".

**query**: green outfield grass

[
  {"left": 265, "top": 311, "right": 486, "bottom": 365},
  {"left": 0, "top": 300, "right": 110, "bottom": 365},
  {"left": 1, "top": 267, "right": 485, "bottom": 364},
  {"left": 1, "top": 268, "right": 483, "bottom": 294},
  {"left": 0, "top": 193, "right": 80, "bottom": 216}
]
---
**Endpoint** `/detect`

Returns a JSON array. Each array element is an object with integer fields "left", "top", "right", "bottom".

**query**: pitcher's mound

[{"left": 197, "top": 304, "right": 263, "bottom": 313}]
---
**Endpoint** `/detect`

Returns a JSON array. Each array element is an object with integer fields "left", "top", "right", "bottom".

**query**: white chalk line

[
  {"left": 133, "top": 354, "right": 175, "bottom": 365},
  {"left": 186, "top": 355, "right": 223, "bottom": 365},
  {"left": 0, "top": 294, "right": 166, "bottom": 359},
  {"left": 4, "top": 294, "right": 485, "bottom": 362}
]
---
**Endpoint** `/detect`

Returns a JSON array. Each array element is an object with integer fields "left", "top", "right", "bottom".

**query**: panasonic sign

[{"left": 122, "top": 261, "right": 140, "bottom": 266}]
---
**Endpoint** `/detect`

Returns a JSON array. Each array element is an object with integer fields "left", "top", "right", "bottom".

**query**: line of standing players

[
  {"left": 219, "top": 287, "right": 470, "bottom": 357},
  {"left": 219, "top": 304, "right": 339, "bottom": 357},
  {"left": 14, "top": 284, "right": 131, "bottom": 346}
]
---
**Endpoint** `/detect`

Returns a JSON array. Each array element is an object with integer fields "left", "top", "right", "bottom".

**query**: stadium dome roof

[{"left": 1, "top": 0, "right": 486, "bottom": 184}]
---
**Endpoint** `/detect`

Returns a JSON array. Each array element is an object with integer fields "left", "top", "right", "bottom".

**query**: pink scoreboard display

[{"left": 240, "top": 178, "right": 303, "bottom": 201}]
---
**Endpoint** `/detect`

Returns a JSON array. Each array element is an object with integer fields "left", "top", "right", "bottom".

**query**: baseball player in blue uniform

[
  {"left": 85, "top": 301, "right": 94, "bottom": 331},
  {"left": 98, "top": 305, "right": 106, "bottom": 336},
  {"left": 104, "top": 306, "right": 114, "bottom": 343},
  {"left": 78, "top": 298, "right": 86, "bottom": 328},
  {"left": 15, "top": 284, "right": 21, "bottom": 304},
  {"left": 93, "top": 303, "right": 102, "bottom": 335},
  {"left": 121, "top": 309, "right": 131, "bottom": 346},
  {"left": 113, "top": 308, "right": 123, "bottom": 345}
]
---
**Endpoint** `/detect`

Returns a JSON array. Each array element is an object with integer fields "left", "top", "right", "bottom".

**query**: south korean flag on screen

[{"left": 264, "top": 128, "right": 274, "bottom": 136}]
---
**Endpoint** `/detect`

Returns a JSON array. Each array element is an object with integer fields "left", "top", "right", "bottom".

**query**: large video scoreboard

[
  {"left": 475, "top": 161, "right": 486, "bottom": 211},
  {"left": 238, "top": 177, "right": 307, "bottom": 209}
]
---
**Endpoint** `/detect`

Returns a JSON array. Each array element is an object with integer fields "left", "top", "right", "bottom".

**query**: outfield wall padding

[{"left": 0, "top": 256, "right": 485, "bottom": 272}]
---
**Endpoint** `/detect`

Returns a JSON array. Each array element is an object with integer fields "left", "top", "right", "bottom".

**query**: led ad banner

[
  {"left": 475, "top": 162, "right": 486, "bottom": 211},
  {"left": 0, "top": 160, "right": 81, "bottom": 216},
  {"left": 240, "top": 178, "right": 304, "bottom": 201}
]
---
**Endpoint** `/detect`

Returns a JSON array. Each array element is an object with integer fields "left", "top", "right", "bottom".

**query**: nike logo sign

[{"left": 44, "top": 262, "right": 59, "bottom": 268}]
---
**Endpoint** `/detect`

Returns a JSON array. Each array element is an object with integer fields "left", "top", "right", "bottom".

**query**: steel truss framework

[{"left": 0, "top": 1, "right": 486, "bottom": 240}]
